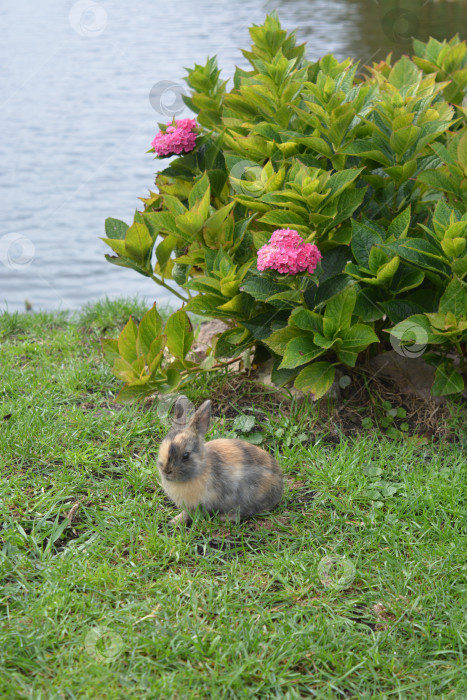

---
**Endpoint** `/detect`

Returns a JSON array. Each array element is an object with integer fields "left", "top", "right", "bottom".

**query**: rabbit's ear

[
  {"left": 189, "top": 400, "right": 211, "bottom": 435},
  {"left": 172, "top": 395, "right": 191, "bottom": 430}
]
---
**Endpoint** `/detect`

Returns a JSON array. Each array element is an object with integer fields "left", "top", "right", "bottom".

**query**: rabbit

[{"left": 157, "top": 396, "right": 283, "bottom": 525}]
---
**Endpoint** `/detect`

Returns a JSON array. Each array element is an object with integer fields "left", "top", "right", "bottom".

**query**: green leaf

[
  {"left": 389, "top": 239, "right": 451, "bottom": 276},
  {"left": 385, "top": 160, "right": 417, "bottom": 185},
  {"left": 452, "top": 258, "right": 467, "bottom": 278},
  {"left": 336, "top": 349, "right": 359, "bottom": 367},
  {"left": 118, "top": 318, "right": 139, "bottom": 363},
  {"left": 328, "top": 188, "right": 366, "bottom": 229},
  {"left": 289, "top": 308, "right": 323, "bottom": 333},
  {"left": 156, "top": 235, "right": 177, "bottom": 274},
  {"left": 112, "top": 355, "right": 144, "bottom": 383},
  {"left": 340, "top": 141, "right": 391, "bottom": 166},
  {"left": 136, "top": 304, "right": 163, "bottom": 356},
  {"left": 417, "top": 169, "right": 461, "bottom": 197},
  {"left": 441, "top": 238, "right": 466, "bottom": 258},
  {"left": 176, "top": 183, "right": 211, "bottom": 236},
  {"left": 323, "top": 285, "right": 357, "bottom": 338},
  {"left": 186, "top": 293, "right": 225, "bottom": 316},
  {"left": 165, "top": 309, "right": 193, "bottom": 361},
  {"left": 279, "top": 337, "right": 324, "bottom": 369},
  {"left": 264, "top": 326, "right": 308, "bottom": 356},
  {"left": 320, "top": 247, "right": 349, "bottom": 280},
  {"left": 215, "top": 328, "right": 251, "bottom": 358},
  {"left": 203, "top": 202, "right": 235, "bottom": 244},
  {"left": 162, "top": 195, "right": 188, "bottom": 217},
  {"left": 186, "top": 276, "right": 222, "bottom": 294},
  {"left": 269, "top": 358, "right": 299, "bottom": 388},
  {"left": 306, "top": 274, "right": 354, "bottom": 310},
  {"left": 125, "top": 222, "right": 153, "bottom": 262},
  {"left": 147, "top": 337, "right": 166, "bottom": 370},
  {"left": 354, "top": 287, "right": 385, "bottom": 322},
  {"left": 242, "top": 311, "right": 289, "bottom": 340},
  {"left": 381, "top": 299, "right": 424, "bottom": 324},
  {"left": 392, "top": 266, "right": 425, "bottom": 294},
  {"left": 144, "top": 211, "right": 181, "bottom": 237},
  {"left": 388, "top": 314, "right": 440, "bottom": 346},
  {"left": 313, "top": 332, "right": 335, "bottom": 349},
  {"left": 328, "top": 112, "right": 355, "bottom": 149},
  {"left": 172, "top": 262, "right": 190, "bottom": 286},
  {"left": 232, "top": 414, "right": 256, "bottom": 433},
  {"left": 105, "top": 254, "right": 151, "bottom": 277},
  {"left": 368, "top": 247, "right": 390, "bottom": 275},
  {"left": 325, "top": 168, "right": 365, "bottom": 202},
  {"left": 457, "top": 131, "right": 467, "bottom": 170},
  {"left": 432, "top": 201, "right": 454, "bottom": 240},
  {"left": 105, "top": 218, "right": 128, "bottom": 240},
  {"left": 267, "top": 289, "right": 302, "bottom": 306},
  {"left": 102, "top": 238, "right": 127, "bottom": 256},
  {"left": 207, "top": 168, "right": 228, "bottom": 197},
  {"left": 294, "top": 362, "right": 336, "bottom": 400},
  {"left": 189, "top": 172, "right": 211, "bottom": 209},
  {"left": 351, "top": 219, "right": 384, "bottom": 267},
  {"left": 390, "top": 125, "right": 421, "bottom": 158},
  {"left": 243, "top": 432, "right": 265, "bottom": 445},
  {"left": 242, "top": 275, "right": 283, "bottom": 301},
  {"left": 217, "top": 293, "right": 254, "bottom": 316},
  {"left": 388, "top": 207, "right": 411, "bottom": 240},
  {"left": 388, "top": 56, "right": 421, "bottom": 90},
  {"left": 339, "top": 324, "right": 379, "bottom": 351},
  {"left": 376, "top": 256, "right": 400, "bottom": 285},
  {"left": 439, "top": 277, "right": 467, "bottom": 318},
  {"left": 101, "top": 338, "right": 120, "bottom": 364},
  {"left": 295, "top": 136, "right": 332, "bottom": 156},
  {"left": 257, "top": 210, "right": 308, "bottom": 228},
  {"left": 116, "top": 384, "right": 158, "bottom": 404},
  {"left": 432, "top": 362, "right": 464, "bottom": 396}
]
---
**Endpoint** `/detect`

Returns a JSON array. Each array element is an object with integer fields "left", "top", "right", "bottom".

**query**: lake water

[{"left": 1, "top": 0, "right": 466, "bottom": 312}]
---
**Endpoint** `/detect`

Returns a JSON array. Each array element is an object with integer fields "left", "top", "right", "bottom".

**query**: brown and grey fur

[{"left": 157, "top": 397, "right": 283, "bottom": 525}]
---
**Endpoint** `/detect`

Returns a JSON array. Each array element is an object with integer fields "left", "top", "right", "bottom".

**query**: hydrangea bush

[{"left": 103, "top": 13, "right": 467, "bottom": 402}]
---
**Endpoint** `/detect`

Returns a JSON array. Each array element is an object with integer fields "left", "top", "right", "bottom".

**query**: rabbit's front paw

[
  {"left": 219, "top": 511, "right": 240, "bottom": 524},
  {"left": 169, "top": 511, "right": 192, "bottom": 527}
]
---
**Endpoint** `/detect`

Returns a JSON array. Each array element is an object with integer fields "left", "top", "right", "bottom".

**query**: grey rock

[{"left": 369, "top": 351, "right": 442, "bottom": 402}]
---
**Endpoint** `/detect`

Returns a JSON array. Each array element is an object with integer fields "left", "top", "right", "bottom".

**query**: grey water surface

[{"left": 1, "top": 0, "right": 466, "bottom": 312}]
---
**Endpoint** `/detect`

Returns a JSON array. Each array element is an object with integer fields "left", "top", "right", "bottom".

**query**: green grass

[{"left": 1, "top": 299, "right": 466, "bottom": 699}]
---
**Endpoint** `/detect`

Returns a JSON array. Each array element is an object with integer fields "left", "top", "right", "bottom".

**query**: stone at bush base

[
  {"left": 369, "top": 351, "right": 443, "bottom": 403},
  {"left": 191, "top": 320, "right": 229, "bottom": 360}
]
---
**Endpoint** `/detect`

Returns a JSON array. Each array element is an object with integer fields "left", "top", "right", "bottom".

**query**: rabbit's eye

[{"left": 182, "top": 452, "right": 190, "bottom": 461}]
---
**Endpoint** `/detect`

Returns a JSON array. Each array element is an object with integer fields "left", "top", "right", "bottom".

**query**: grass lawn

[{"left": 1, "top": 299, "right": 466, "bottom": 699}]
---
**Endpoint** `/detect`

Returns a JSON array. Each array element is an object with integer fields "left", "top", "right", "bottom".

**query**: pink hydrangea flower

[
  {"left": 151, "top": 119, "right": 197, "bottom": 157},
  {"left": 268, "top": 228, "right": 305, "bottom": 249},
  {"left": 257, "top": 229, "right": 322, "bottom": 275}
]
